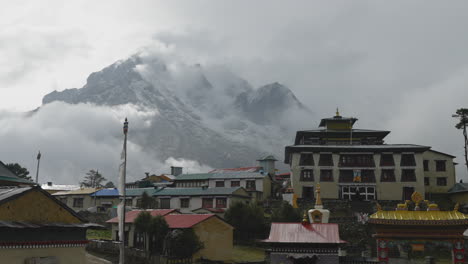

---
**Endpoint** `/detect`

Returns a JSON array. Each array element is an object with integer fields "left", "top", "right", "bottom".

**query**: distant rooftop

[{"left": 175, "top": 171, "right": 268, "bottom": 181}]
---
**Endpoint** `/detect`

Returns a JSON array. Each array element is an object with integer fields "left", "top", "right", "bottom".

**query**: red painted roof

[
  {"left": 106, "top": 209, "right": 177, "bottom": 223},
  {"left": 263, "top": 223, "right": 346, "bottom": 244},
  {"left": 209, "top": 166, "right": 262, "bottom": 173},
  {"left": 164, "top": 214, "right": 214, "bottom": 228},
  {"left": 106, "top": 210, "right": 216, "bottom": 229}
]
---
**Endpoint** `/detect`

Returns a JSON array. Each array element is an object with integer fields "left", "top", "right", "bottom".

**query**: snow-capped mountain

[{"left": 42, "top": 54, "right": 310, "bottom": 169}]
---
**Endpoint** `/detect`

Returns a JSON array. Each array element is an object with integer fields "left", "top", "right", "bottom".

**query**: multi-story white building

[{"left": 285, "top": 111, "right": 456, "bottom": 201}]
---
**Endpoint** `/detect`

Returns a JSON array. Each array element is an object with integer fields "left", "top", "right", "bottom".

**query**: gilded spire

[
  {"left": 315, "top": 183, "right": 322, "bottom": 207},
  {"left": 336, "top": 107, "right": 340, "bottom": 117},
  {"left": 302, "top": 211, "right": 309, "bottom": 224}
]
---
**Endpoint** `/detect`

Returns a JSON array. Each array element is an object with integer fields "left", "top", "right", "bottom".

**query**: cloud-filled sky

[{"left": 1, "top": 1, "right": 468, "bottom": 181}]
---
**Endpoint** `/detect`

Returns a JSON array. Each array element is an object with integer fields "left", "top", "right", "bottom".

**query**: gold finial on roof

[
  {"left": 336, "top": 107, "right": 340, "bottom": 117},
  {"left": 454, "top": 203, "right": 460, "bottom": 211},
  {"left": 315, "top": 183, "right": 322, "bottom": 207},
  {"left": 411, "top": 192, "right": 423, "bottom": 204},
  {"left": 376, "top": 203, "right": 382, "bottom": 211},
  {"left": 302, "top": 211, "right": 309, "bottom": 224}
]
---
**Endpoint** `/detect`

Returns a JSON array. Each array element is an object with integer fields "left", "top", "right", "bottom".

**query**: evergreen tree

[
  {"left": 271, "top": 201, "right": 302, "bottom": 222},
  {"left": 164, "top": 229, "right": 203, "bottom": 258},
  {"left": 80, "top": 169, "right": 107, "bottom": 188},
  {"left": 5, "top": 163, "right": 32, "bottom": 181},
  {"left": 140, "top": 191, "right": 157, "bottom": 209},
  {"left": 225, "top": 202, "right": 267, "bottom": 241},
  {"left": 454, "top": 108, "right": 468, "bottom": 173}
]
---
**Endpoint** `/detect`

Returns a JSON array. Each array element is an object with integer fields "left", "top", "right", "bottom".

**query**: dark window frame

[
  {"left": 401, "top": 169, "right": 416, "bottom": 182},
  {"left": 436, "top": 160, "right": 446, "bottom": 172},
  {"left": 437, "top": 177, "right": 447, "bottom": 186},
  {"left": 215, "top": 181, "right": 225, "bottom": 187},
  {"left": 424, "top": 177, "right": 430, "bottom": 186},
  {"left": 160, "top": 198, "right": 171, "bottom": 209},
  {"left": 300, "top": 169, "right": 314, "bottom": 181},
  {"left": 380, "top": 154, "right": 395, "bottom": 166},
  {"left": 299, "top": 153, "right": 314, "bottom": 166},
  {"left": 400, "top": 154, "right": 416, "bottom": 167},
  {"left": 320, "top": 169, "right": 333, "bottom": 182},
  {"left": 180, "top": 198, "right": 190, "bottom": 208},
  {"left": 246, "top": 180, "right": 256, "bottom": 190},
  {"left": 318, "top": 154, "right": 334, "bottom": 166},
  {"left": 381, "top": 169, "right": 396, "bottom": 182},
  {"left": 230, "top": 181, "right": 240, "bottom": 187},
  {"left": 215, "top": 198, "right": 227, "bottom": 208},
  {"left": 202, "top": 198, "right": 213, "bottom": 208},
  {"left": 73, "top": 198, "right": 83, "bottom": 208},
  {"left": 423, "top": 160, "right": 429, "bottom": 171}
]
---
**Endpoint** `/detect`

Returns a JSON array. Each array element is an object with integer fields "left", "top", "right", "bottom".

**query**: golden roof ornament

[
  {"left": 302, "top": 211, "right": 309, "bottom": 224},
  {"left": 376, "top": 203, "right": 382, "bottom": 211},
  {"left": 454, "top": 203, "right": 460, "bottom": 211},
  {"left": 315, "top": 183, "right": 323, "bottom": 208},
  {"left": 336, "top": 107, "right": 340, "bottom": 117}
]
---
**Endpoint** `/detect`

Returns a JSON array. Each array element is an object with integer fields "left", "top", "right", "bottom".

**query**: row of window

[
  {"left": 299, "top": 169, "right": 447, "bottom": 185},
  {"left": 159, "top": 197, "right": 227, "bottom": 209},
  {"left": 299, "top": 153, "right": 418, "bottom": 167},
  {"left": 423, "top": 160, "right": 446, "bottom": 172},
  {"left": 299, "top": 153, "right": 448, "bottom": 171},
  {"left": 215, "top": 180, "right": 256, "bottom": 189}
]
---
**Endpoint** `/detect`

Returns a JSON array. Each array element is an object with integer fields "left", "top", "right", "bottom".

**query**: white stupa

[{"left": 308, "top": 183, "right": 330, "bottom": 223}]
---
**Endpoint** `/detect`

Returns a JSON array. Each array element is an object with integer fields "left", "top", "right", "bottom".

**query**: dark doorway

[
  {"left": 403, "top": 187, "right": 415, "bottom": 201},
  {"left": 302, "top": 186, "right": 314, "bottom": 200}
]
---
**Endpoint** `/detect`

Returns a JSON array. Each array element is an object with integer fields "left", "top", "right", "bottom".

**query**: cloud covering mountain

[{"left": 0, "top": 52, "right": 309, "bottom": 184}]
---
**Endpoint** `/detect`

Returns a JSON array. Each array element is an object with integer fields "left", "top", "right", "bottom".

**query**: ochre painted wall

[
  {"left": 0, "top": 189, "right": 81, "bottom": 223},
  {"left": 0, "top": 247, "right": 86, "bottom": 264},
  {"left": 193, "top": 216, "right": 233, "bottom": 262}
]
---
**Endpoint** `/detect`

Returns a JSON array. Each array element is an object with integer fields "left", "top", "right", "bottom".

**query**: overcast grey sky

[{"left": 1, "top": 1, "right": 468, "bottom": 181}]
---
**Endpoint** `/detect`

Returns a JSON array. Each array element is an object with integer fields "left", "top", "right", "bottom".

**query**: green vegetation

[
  {"left": 454, "top": 108, "right": 468, "bottom": 173},
  {"left": 231, "top": 245, "right": 265, "bottom": 262},
  {"left": 271, "top": 201, "right": 301, "bottom": 222},
  {"left": 164, "top": 229, "right": 203, "bottom": 258},
  {"left": 5, "top": 163, "right": 32, "bottom": 180},
  {"left": 80, "top": 169, "right": 107, "bottom": 188},
  {"left": 225, "top": 202, "right": 269, "bottom": 241},
  {"left": 86, "top": 229, "right": 112, "bottom": 240},
  {"left": 134, "top": 212, "right": 169, "bottom": 254}
]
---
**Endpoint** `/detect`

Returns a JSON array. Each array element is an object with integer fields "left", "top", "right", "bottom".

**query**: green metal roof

[
  {"left": 175, "top": 172, "right": 266, "bottom": 181},
  {"left": 125, "top": 188, "right": 160, "bottom": 197},
  {"left": 0, "top": 161, "right": 35, "bottom": 185},
  {"left": 154, "top": 187, "right": 248, "bottom": 197}
]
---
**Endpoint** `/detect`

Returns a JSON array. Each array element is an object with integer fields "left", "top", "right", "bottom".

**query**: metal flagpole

[
  {"left": 35, "top": 151, "right": 41, "bottom": 184},
  {"left": 119, "top": 118, "right": 129, "bottom": 264}
]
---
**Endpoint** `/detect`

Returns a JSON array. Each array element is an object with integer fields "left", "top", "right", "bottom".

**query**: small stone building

[
  {"left": 0, "top": 186, "right": 98, "bottom": 264},
  {"left": 263, "top": 184, "right": 345, "bottom": 264},
  {"left": 107, "top": 209, "right": 234, "bottom": 261}
]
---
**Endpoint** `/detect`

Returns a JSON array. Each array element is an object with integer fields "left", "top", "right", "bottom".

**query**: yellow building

[
  {"left": 53, "top": 187, "right": 99, "bottom": 212},
  {"left": 107, "top": 210, "right": 234, "bottom": 262},
  {"left": 285, "top": 111, "right": 457, "bottom": 201},
  {"left": 0, "top": 186, "right": 98, "bottom": 264}
]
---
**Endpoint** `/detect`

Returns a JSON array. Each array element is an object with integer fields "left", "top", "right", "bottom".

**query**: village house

[
  {"left": 262, "top": 185, "right": 345, "bottom": 264},
  {"left": 0, "top": 161, "right": 35, "bottom": 187},
  {"left": 0, "top": 186, "right": 99, "bottom": 264},
  {"left": 173, "top": 156, "right": 276, "bottom": 201},
  {"left": 53, "top": 187, "right": 99, "bottom": 212},
  {"left": 40, "top": 182, "right": 80, "bottom": 194},
  {"left": 285, "top": 110, "right": 456, "bottom": 201},
  {"left": 107, "top": 209, "right": 234, "bottom": 262},
  {"left": 152, "top": 186, "right": 251, "bottom": 214}
]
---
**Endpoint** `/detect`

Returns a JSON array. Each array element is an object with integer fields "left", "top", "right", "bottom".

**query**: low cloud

[{"left": 0, "top": 102, "right": 212, "bottom": 185}]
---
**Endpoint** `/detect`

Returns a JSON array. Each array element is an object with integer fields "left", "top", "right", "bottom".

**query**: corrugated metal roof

[
  {"left": 107, "top": 210, "right": 216, "bottom": 228},
  {"left": 126, "top": 188, "right": 160, "bottom": 197},
  {"left": 52, "top": 188, "right": 98, "bottom": 196},
  {"left": 370, "top": 210, "right": 468, "bottom": 221},
  {"left": 0, "top": 187, "right": 32, "bottom": 202},
  {"left": 164, "top": 214, "right": 214, "bottom": 228},
  {"left": 0, "top": 161, "right": 35, "bottom": 185},
  {"left": 41, "top": 184, "right": 80, "bottom": 191},
  {"left": 0, "top": 221, "right": 102, "bottom": 229},
  {"left": 263, "top": 223, "right": 345, "bottom": 244},
  {"left": 91, "top": 188, "right": 119, "bottom": 197},
  {"left": 154, "top": 187, "right": 246, "bottom": 197},
  {"left": 448, "top": 183, "right": 468, "bottom": 194},
  {"left": 175, "top": 172, "right": 266, "bottom": 181},
  {"left": 107, "top": 209, "right": 178, "bottom": 223}
]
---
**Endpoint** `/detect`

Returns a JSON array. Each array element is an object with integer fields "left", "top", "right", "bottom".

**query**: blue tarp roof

[{"left": 91, "top": 188, "right": 119, "bottom": 197}]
